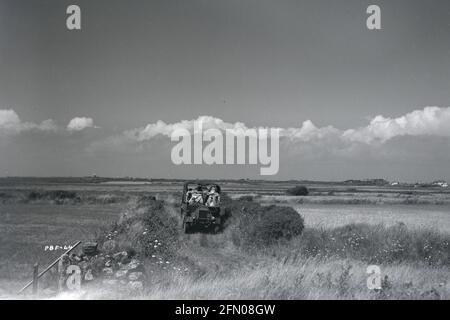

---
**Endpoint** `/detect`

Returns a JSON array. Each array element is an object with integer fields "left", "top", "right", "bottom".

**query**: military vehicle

[{"left": 180, "top": 181, "right": 227, "bottom": 233}]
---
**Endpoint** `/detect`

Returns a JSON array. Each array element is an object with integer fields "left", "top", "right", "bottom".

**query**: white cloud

[
  {"left": 124, "top": 116, "right": 250, "bottom": 141},
  {"left": 282, "top": 120, "right": 341, "bottom": 141},
  {"left": 0, "top": 109, "right": 21, "bottom": 132},
  {"left": 6, "top": 106, "right": 450, "bottom": 157},
  {"left": 0, "top": 109, "right": 58, "bottom": 135},
  {"left": 67, "top": 117, "right": 95, "bottom": 132},
  {"left": 281, "top": 107, "right": 450, "bottom": 144},
  {"left": 123, "top": 116, "right": 344, "bottom": 143},
  {"left": 34, "top": 119, "right": 58, "bottom": 132},
  {"left": 343, "top": 106, "right": 450, "bottom": 143},
  {"left": 117, "top": 106, "right": 450, "bottom": 149}
]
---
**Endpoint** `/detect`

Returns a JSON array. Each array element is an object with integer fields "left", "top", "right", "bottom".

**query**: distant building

[{"left": 432, "top": 181, "right": 448, "bottom": 188}]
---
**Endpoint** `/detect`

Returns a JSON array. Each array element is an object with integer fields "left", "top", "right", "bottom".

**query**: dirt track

[{"left": 178, "top": 231, "right": 252, "bottom": 275}]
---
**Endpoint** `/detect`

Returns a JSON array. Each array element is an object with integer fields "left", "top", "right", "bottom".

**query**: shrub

[
  {"left": 0, "top": 192, "right": 13, "bottom": 199},
  {"left": 95, "top": 194, "right": 120, "bottom": 204},
  {"left": 30, "top": 190, "right": 77, "bottom": 200},
  {"left": 237, "top": 195, "right": 254, "bottom": 202},
  {"left": 26, "top": 190, "right": 80, "bottom": 203},
  {"left": 286, "top": 186, "right": 309, "bottom": 196},
  {"left": 230, "top": 201, "right": 305, "bottom": 248},
  {"left": 27, "top": 191, "right": 41, "bottom": 201},
  {"left": 49, "top": 190, "right": 78, "bottom": 199},
  {"left": 105, "top": 197, "right": 180, "bottom": 260}
]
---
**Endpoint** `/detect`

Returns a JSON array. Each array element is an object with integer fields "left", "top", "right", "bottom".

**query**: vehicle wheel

[
  {"left": 211, "top": 225, "right": 221, "bottom": 234},
  {"left": 184, "top": 221, "right": 192, "bottom": 234}
]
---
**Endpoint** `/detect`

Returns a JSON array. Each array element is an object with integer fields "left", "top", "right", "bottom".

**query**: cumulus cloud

[
  {"left": 123, "top": 116, "right": 249, "bottom": 141},
  {"left": 1, "top": 110, "right": 98, "bottom": 137},
  {"left": 122, "top": 116, "right": 339, "bottom": 143},
  {"left": 282, "top": 120, "right": 341, "bottom": 141},
  {"left": 6, "top": 106, "right": 450, "bottom": 157},
  {"left": 67, "top": 117, "right": 96, "bottom": 132},
  {"left": 343, "top": 106, "right": 450, "bottom": 143},
  {"left": 0, "top": 109, "right": 58, "bottom": 135},
  {"left": 122, "top": 107, "right": 450, "bottom": 145},
  {"left": 0, "top": 109, "right": 21, "bottom": 132},
  {"left": 280, "top": 106, "right": 450, "bottom": 145}
]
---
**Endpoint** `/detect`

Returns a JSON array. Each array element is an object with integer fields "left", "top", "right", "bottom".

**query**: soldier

[
  {"left": 185, "top": 188, "right": 193, "bottom": 202},
  {"left": 188, "top": 185, "right": 204, "bottom": 204},
  {"left": 206, "top": 185, "right": 220, "bottom": 207}
]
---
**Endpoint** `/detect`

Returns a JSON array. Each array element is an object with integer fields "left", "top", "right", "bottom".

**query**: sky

[{"left": 1, "top": 0, "right": 450, "bottom": 181}]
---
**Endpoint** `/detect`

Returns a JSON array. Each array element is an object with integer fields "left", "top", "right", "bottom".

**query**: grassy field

[
  {"left": 0, "top": 203, "right": 122, "bottom": 294},
  {"left": 293, "top": 204, "right": 450, "bottom": 233},
  {"left": 0, "top": 178, "right": 449, "bottom": 299}
]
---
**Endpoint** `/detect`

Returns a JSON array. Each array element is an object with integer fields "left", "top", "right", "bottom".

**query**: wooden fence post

[
  {"left": 19, "top": 241, "right": 82, "bottom": 294},
  {"left": 32, "top": 263, "right": 39, "bottom": 295}
]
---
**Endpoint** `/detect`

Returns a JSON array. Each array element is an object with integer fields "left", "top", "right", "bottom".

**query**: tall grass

[
  {"left": 112, "top": 196, "right": 449, "bottom": 269},
  {"left": 140, "top": 258, "right": 449, "bottom": 300},
  {"left": 60, "top": 257, "right": 448, "bottom": 300},
  {"left": 5, "top": 195, "right": 449, "bottom": 299},
  {"left": 268, "top": 223, "right": 450, "bottom": 267},
  {"left": 0, "top": 190, "right": 134, "bottom": 205},
  {"left": 97, "top": 197, "right": 181, "bottom": 262}
]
